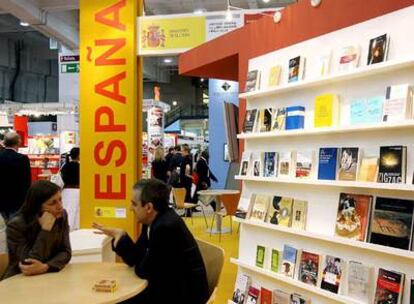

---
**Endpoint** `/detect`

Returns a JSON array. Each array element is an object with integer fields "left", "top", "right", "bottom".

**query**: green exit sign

[{"left": 61, "top": 63, "right": 80, "bottom": 73}]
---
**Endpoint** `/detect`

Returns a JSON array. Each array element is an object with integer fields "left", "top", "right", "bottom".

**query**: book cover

[
  {"left": 295, "top": 151, "right": 314, "bottom": 179},
  {"left": 318, "top": 52, "right": 331, "bottom": 77},
  {"left": 374, "top": 268, "right": 405, "bottom": 304},
  {"left": 235, "top": 193, "right": 254, "bottom": 219},
  {"left": 256, "top": 245, "right": 266, "bottom": 268},
  {"left": 383, "top": 84, "right": 414, "bottom": 122},
  {"left": 260, "top": 287, "right": 272, "bottom": 304},
  {"left": 266, "top": 196, "right": 293, "bottom": 226},
  {"left": 270, "top": 249, "right": 280, "bottom": 273},
  {"left": 369, "top": 196, "right": 414, "bottom": 250},
  {"left": 268, "top": 66, "right": 281, "bottom": 87},
  {"left": 358, "top": 157, "right": 379, "bottom": 182},
  {"left": 243, "top": 109, "right": 258, "bottom": 133},
  {"left": 251, "top": 152, "right": 262, "bottom": 177},
  {"left": 337, "top": 147, "right": 359, "bottom": 181},
  {"left": 286, "top": 106, "right": 305, "bottom": 130},
  {"left": 278, "top": 152, "right": 292, "bottom": 177},
  {"left": 338, "top": 45, "right": 360, "bottom": 72},
  {"left": 378, "top": 145, "right": 407, "bottom": 184},
  {"left": 288, "top": 56, "right": 305, "bottom": 83},
  {"left": 246, "top": 286, "right": 260, "bottom": 304},
  {"left": 298, "top": 250, "right": 321, "bottom": 286},
  {"left": 264, "top": 152, "right": 278, "bottom": 178},
  {"left": 290, "top": 293, "right": 310, "bottom": 304},
  {"left": 320, "top": 255, "right": 343, "bottom": 294},
  {"left": 318, "top": 147, "right": 338, "bottom": 180},
  {"left": 232, "top": 273, "right": 251, "bottom": 304},
  {"left": 271, "top": 107, "right": 286, "bottom": 131},
  {"left": 291, "top": 199, "right": 308, "bottom": 230},
  {"left": 281, "top": 245, "right": 298, "bottom": 278},
  {"left": 348, "top": 261, "right": 371, "bottom": 303},
  {"left": 273, "top": 289, "right": 290, "bottom": 304},
  {"left": 240, "top": 152, "right": 251, "bottom": 176},
  {"left": 246, "top": 70, "right": 261, "bottom": 92},
  {"left": 367, "top": 34, "right": 389, "bottom": 65},
  {"left": 314, "top": 94, "right": 340, "bottom": 128},
  {"left": 249, "top": 194, "right": 271, "bottom": 222},
  {"left": 350, "top": 97, "right": 384, "bottom": 125},
  {"left": 335, "top": 193, "right": 373, "bottom": 241},
  {"left": 258, "top": 108, "right": 272, "bottom": 133}
]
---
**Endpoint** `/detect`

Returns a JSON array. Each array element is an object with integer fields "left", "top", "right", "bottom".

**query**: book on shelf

[
  {"left": 298, "top": 250, "right": 321, "bottom": 287},
  {"left": 337, "top": 147, "right": 360, "bottom": 181},
  {"left": 232, "top": 273, "right": 251, "bottom": 304},
  {"left": 350, "top": 96, "right": 384, "bottom": 125},
  {"left": 270, "top": 248, "right": 280, "bottom": 273},
  {"left": 320, "top": 255, "right": 343, "bottom": 294},
  {"left": 281, "top": 245, "right": 298, "bottom": 278},
  {"left": 367, "top": 33, "right": 389, "bottom": 65},
  {"left": 374, "top": 268, "right": 405, "bottom": 304},
  {"left": 347, "top": 261, "right": 371, "bottom": 303},
  {"left": 318, "top": 147, "right": 338, "bottom": 180},
  {"left": 243, "top": 109, "right": 258, "bottom": 133},
  {"left": 278, "top": 152, "right": 293, "bottom": 178},
  {"left": 235, "top": 193, "right": 253, "bottom": 219},
  {"left": 335, "top": 193, "right": 373, "bottom": 241},
  {"left": 318, "top": 52, "right": 331, "bottom": 77},
  {"left": 257, "top": 108, "right": 272, "bottom": 132},
  {"left": 249, "top": 194, "right": 271, "bottom": 222},
  {"left": 377, "top": 145, "right": 407, "bottom": 184},
  {"left": 251, "top": 152, "right": 263, "bottom": 177},
  {"left": 271, "top": 107, "right": 286, "bottom": 131},
  {"left": 263, "top": 152, "right": 278, "bottom": 177},
  {"left": 288, "top": 56, "right": 305, "bottom": 83},
  {"left": 291, "top": 199, "right": 307, "bottom": 230},
  {"left": 268, "top": 65, "right": 282, "bottom": 87},
  {"left": 246, "top": 286, "right": 260, "bottom": 304},
  {"left": 245, "top": 70, "right": 261, "bottom": 92},
  {"left": 266, "top": 196, "right": 294, "bottom": 227},
  {"left": 358, "top": 156, "right": 379, "bottom": 182},
  {"left": 314, "top": 94, "right": 340, "bottom": 128},
  {"left": 369, "top": 196, "right": 414, "bottom": 250},
  {"left": 286, "top": 106, "right": 305, "bottom": 130},
  {"left": 411, "top": 279, "right": 414, "bottom": 304},
  {"left": 240, "top": 152, "right": 251, "bottom": 176},
  {"left": 383, "top": 84, "right": 414, "bottom": 122},
  {"left": 256, "top": 245, "right": 266, "bottom": 268},
  {"left": 273, "top": 289, "right": 290, "bottom": 304},
  {"left": 338, "top": 45, "right": 360, "bottom": 72},
  {"left": 290, "top": 293, "right": 311, "bottom": 304},
  {"left": 260, "top": 287, "right": 272, "bottom": 304},
  {"left": 295, "top": 151, "right": 314, "bottom": 179}
]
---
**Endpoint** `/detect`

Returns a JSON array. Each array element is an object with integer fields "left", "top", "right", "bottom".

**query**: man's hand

[
  {"left": 92, "top": 223, "right": 125, "bottom": 247},
  {"left": 19, "top": 259, "right": 49, "bottom": 276},
  {"left": 38, "top": 211, "right": 56, "bottom": 231}
]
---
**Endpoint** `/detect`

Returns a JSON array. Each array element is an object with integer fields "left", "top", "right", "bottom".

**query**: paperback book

[
  {"left": 235, "top": 193, "right": 253, "bottom": 219},
  {"left": 240, "top": 152, "right": 251, "bottom": 176},
  {"left": 273, "top": 289, "right": 290, "bottom": 304},
  {"left": 281, "top": 245, "right": 298, "bottom": 278},
  {"left": 256, "top": 245, "right": 266, "bottom": 268},
  {"left": 291, "top": 199, "right": 307, "bottom": 230},
  {"left": 320, "top": 255, "right": 343, "bottom": 294},
  {"left": 246, "top": 286, "right": 260, "bottom": 304},
  {"left": 295, "top": 151, "right": 314, "bottom": 179},
  {"left": 338, "top": 45, "right": 360, "bottom": 72},
  {"left": 245, "top": 70, "right": 261, "bottom": 92},
  {"left": 260, "top": 287, "right": 272, "bottom": 304},
  {"left": 318, "top": 147, "right": 338, "bottom": 180},
  {"left": 358, "top": 157, "right": 379, "bottom": 182},
  {"left": 318, "top": 52, "right": 331, "bottom": 77},
  {"left": 348, "top": 261, "right": 371, "bottom": 303},
  {"left": 335, "top": 193, "right": 373, "bottom": 241},
  {"left": 383, "top": 84, "right": 414, "bottom": 122},
  {"left": 377, "top": 145, "right": 407, "bottom": 184},
  {"left": 288, "top": 56, "right": 305, "bottom": 83},
  {"left": 286, "top": 106, "right": 305, "bottom": 130},
  {"left": 278, "top": 152, "right": 292, "bottom": 177},
  {"left": 272, "top": 107, "right": 286, "bottom": 131},
  {"left": 251, "top": 152, "right": 262, "bottom": 177},
  {"left": 367, "top": 33, "right": 389, "bottom": 65},
  {"left": 290, "top": 293, "right": 310, "bottom": 304},
  {"left": 232, "top": 273, "right": 251, "bottom": 304},
  {"left": 249, "top": 194, "right": 271, "bottom": 222},
  {"left": 337, "top": 147, "right": 359, "bottom": 181},
  {"left": 314, "top": 94, "right": 340, "bottom": 128},
  {"left": 257, "top": 108, "right": 272, "bottom": 132},
  {"left": 350, "top": 96, "right": 384, "bottom": 125},
  {"left": 374, "top": 268, "right": 405, "bottom": 304},
  {"left": 263, "top": 152, "right": 278, "bottom": 177},
  {"left": 243, "top": 109, "right": 258, "bottom": 133},
  {"left": 268, "top": 65, "right": 281, "bottom": 87},
  {"left": 270, "top": 249, "right": 280, "bottom": 273},
  {"left": 298, "top": 250, "right": 321, "bottom": 286},
  {"left": 267, "top": 196, "right": 294, "bottom": 227}
]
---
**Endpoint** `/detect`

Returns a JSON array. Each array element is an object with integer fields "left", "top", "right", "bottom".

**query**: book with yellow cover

[
  {"left": 249, "top": 194, "right": 271, "bottom": 222},
  {"left": 268, "top": 66, "right": 281, "bottom": 87},
  {"left": 314, "top": 94, "right": 340, "bottom": 128},
  {"left": 358, "top": 157, "right": 379, "bottom": 182}
]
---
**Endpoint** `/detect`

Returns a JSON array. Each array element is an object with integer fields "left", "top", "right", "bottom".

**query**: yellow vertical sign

[{"left": 80, "top": 0, "right": 139, "bottom": 237}]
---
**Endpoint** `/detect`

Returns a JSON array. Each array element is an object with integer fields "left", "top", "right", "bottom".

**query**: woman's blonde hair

[{"left": 154, "top": 146, "right": 165, "bottom": 161}]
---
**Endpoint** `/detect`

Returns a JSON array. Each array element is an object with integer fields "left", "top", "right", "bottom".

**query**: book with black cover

[
  {"left": 378, "top": 145, "right": 407, "bottom": 184},
  {"left": 374, "top": 268, "right": 405, "bottom": 304},
  {"left": 369, "top": 196, "right": 414, "bottom": 250},
  {"left": 367, "top": 33, "right": 389, "bottom": 65},
  {"left": 243, "top": 109, "right": 258, "bottom": 133}
]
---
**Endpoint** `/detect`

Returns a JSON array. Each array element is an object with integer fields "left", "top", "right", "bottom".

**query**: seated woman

[{"left": 3, "top": 180, "right": 71, "bottom": 279}]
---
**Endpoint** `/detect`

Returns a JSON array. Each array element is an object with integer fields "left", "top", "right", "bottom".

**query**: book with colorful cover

[
  {"left": 348, "top": 261, "right": 371, "bottom": 303},
  {"left": 298, "top": 250, "right": 321, "bottom": 286},
  {"left": 314, "top": 94, "right": 340, "bottom": 128},
  {"left": 268, "top": 66, "right": 281, "bottom": 87},
  {"left": 266, "top": 196, "right": 293, "bottom": 226},
  {"left": 273, "top": 289, "right": 290, "bottom": 304},
  {"left": 278, "top": 152, "right": 292, "bottom": 177},
  {"left": 295, "top": 151, "right": 314, "bottom": 179},
  {"left": 320, "top": 255, "right": 343, "bottom": 294},
  {"left": 367, "top": 33, "right": 389, "bottom": 65},
  {"left": 243, "top": 109, "right": 258, "bottom": 133},
  {"left": 235, "top": 193, "right": 254, "bottom": 219},
  {"left": 264, "top": 152, "right": 278, "bottom": 177},
  {"left": 338, "top": 45, "right": 360, "bottom": 72},
  {"left": 249, "top": 194, "right": 271, "bottom": 222},
  {"left": 290, "top": 293, "right": 311, "bottom": 304},
  {"left": 256, "top": 245, "right": 266, "bottom": 268},
  {"left": 271, "top": 107, "right": 286, "bottom": 131},
  {"left": 245, "top": 70, "right": 261, "bottom": 92},
  {"left": 383, "top": 84, "right": 414, "bottom": 122},
  {"left": 246, "top": 286, "right": 260, "bottom": 304},
  {"left": 288, "top": 56, "right": 305, "bottom": 83},
  {"left": 378, "top": 145, "right": 407, "bottom": 184},
  {"left": 358, "top": 157, "right": 379, "bottom": 182},
  {"left": 232, "top": 273, "right": 251, "bottom": 304},
  {"left": 260, "top": 287, "right": 272, "bottom": 304},
  {"left": 270, "top": 249, "right": 280, "bottom": 273},
  {"left": 350, "top": 97, "right": 384, "bottom": 125},
  {"left": 374, "top": 268, "right": 405, "bottom": 304},
  {"left": 240, "top": 152, "right": 251, "bottom": 176},
  {"left": 281, "top": 245, "right": 298, "bottom": 278},
  {"left": 335, "top": 193, "right": 373, "bottom": 241},
  {"left": 258, "top": 108, "right": 272, "bottom": 132},
  {"left": 291, "top": 199, "right": 307, "bottom": 230},
  {"left": 318, "top": 147, "right": 338, "bottom": 180},
  {"left": 286, "top": 106, "right": 305, "bottom": 130},
  {"left": 337, "top": 147, "right": 359, "bottom": 181},
  {"left": 369, "top": 196, "right": 414, "bottom": 250}
]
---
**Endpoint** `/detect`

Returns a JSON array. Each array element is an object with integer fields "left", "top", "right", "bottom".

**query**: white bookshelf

[
  {"left": 231, "top": 258, "right": 365, "bottom": 304},
  {"left": 235, "top": 175, "right": 414, "bottom": 193},
  {"left": 234, "top": 217, "right": 414, "bottom": 260},
  {"left": 239, "top": 57, "right": 414, "bottom": 100}
]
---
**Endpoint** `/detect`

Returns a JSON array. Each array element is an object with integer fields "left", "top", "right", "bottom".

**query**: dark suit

[
  {"left": 113, "top": 208, "right": 209, "bottom": 304},
  {"left": 0, "top": 149, "right": 31, "bottom": 219}
]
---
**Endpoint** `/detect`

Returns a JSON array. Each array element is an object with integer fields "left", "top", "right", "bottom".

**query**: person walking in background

[
  {"left": 195, "top": 150, "right": 218, "bottom": 209},
  {"left": 168, "top": 145, "right": 183, "bottom": 187},
  {"left": 151, "top": 146, "right": 168, "bottom": 183},
  {"left": 60, "top": 147, "right": 80, "bottom": 188},
  {"left": 0, "top": 132, "right": 31, "bottom": 222},
  {"left": 180, "top": 144, "right": 194, "bottom": 203},
  {"left": 165, "top": 147, "right": 175, "bottom": 176}
]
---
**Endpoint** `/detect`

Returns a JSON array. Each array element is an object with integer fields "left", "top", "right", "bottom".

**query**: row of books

[
  {"left": 250, "top": 243, "right": 405, "bottom": 303},
  {"left": 240, "top": 145, "right": 410, "bottom": 184},
  {"left": 239, "top": 192, "right": 414, "bottom": 251},
  {"left": 243, "top": 83, "right": 414, "bottom": 133},
  {"left": 245, "top": 33, "right": 390, "bottom": 92}
]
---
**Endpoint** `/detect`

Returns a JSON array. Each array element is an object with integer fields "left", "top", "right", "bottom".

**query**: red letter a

[
  {"left": 95, "top": 0, "right": 126, "bottom": 31},
  {"left": 95, "top": 72, "right": 127, "bottom": 104}
]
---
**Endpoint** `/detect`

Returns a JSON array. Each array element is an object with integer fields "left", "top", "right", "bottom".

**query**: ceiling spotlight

[
  {"left": 19, "top": 21, "right": 30, "bottom": 27},
  {"left": 163, "top": 58, "right": 173, "bottom": 63},
  {"left": 201, "top": 78, "right": 204, "bottom": 82},
  {"left": 262, "top": 0, "right": 271, "bottom": 3},
  {"left": 194, "top": 9, "right": 204, "bottom": 14},
  {"left": 172, "top": 101, "right": 178, "bottom": 106}
]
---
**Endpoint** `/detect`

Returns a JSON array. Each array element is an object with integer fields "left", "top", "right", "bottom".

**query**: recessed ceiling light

[
  {"left": 163, "top": 58, "right": 173, "bottom": 63},
  {"left": 172, "top": 101, "right": 178, "bottom": 106},
  {"left": 194, "top": 9, "right": 204, "bottom": 14},
  {"left": 20, "top": 21, "right": 30, "bottom": 27}
]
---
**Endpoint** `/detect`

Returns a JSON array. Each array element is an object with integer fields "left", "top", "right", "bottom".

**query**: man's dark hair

[
  {"left": 168, "top": 147, "right": 175, "bottom": 153},
  {"left": 70, "top": 147, "right": 80, "bottom": 160},
  {"left": 182, "top": 144, "right": 190, "bottom": 153},
  {"left": 133, "top": 179, "right": 170, "bottom": 213},
  {"left": 3, "top": 132, "right": 20, "bottom": 147},
  {"left": 174, "top": 145, "right": 181, "bottom": 152}
]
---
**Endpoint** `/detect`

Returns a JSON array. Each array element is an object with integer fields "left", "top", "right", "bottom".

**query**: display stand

[{"left": 234, "top": 7, "right": 414, "bottom": 304}]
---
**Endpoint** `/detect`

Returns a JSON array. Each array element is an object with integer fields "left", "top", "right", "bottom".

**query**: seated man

[{"left": 93, "top": 179, "right": 209, "bottom": 304}]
